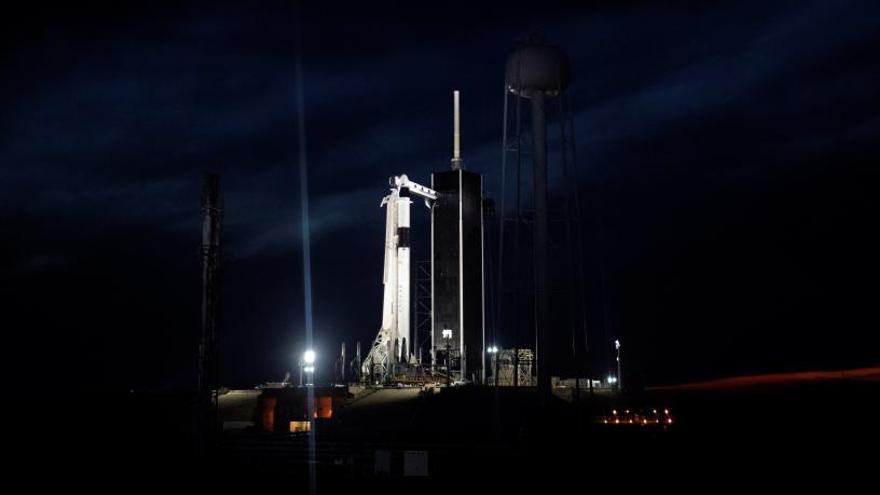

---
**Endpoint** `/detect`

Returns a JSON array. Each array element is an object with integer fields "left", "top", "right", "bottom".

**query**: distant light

[
  {"left": 667, "top": 418, "right": 673, "bottom": 424},
  {"left": 614, "top": 339, "right": 620, "bottom": 350},
  {"left": 607, "top": 376, "right": 617, "bottom": 384},
  {"left": 303, "top": 349, "right": 316, "bottom": 365},
  {"left": 653, "top": 409, "right": 658, "bottom": 414},
  {"left": 442, "top": 329, "right": 453, "bottom": 340},
  {"left": 612, "top": 409, "right": 617, "bottom": 415},
  {"left": 664, "top": 409, "right": 669, "bottom": 415},
  {"left": 289, "top": 421, "right": 311, "bottom": 433}
]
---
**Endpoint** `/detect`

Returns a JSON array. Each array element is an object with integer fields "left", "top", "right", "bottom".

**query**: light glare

[{"left": 303, "top": 349, "right": 316, "bottom": 364}]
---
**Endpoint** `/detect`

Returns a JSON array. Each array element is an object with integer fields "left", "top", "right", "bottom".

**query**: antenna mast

[{"left": 451, "top": 90, "right": 463, "bottom": 170}]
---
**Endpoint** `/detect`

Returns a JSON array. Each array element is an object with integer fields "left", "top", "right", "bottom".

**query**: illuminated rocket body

[{"left": 363, "top": 175, "right": 436, "bottom": 381}]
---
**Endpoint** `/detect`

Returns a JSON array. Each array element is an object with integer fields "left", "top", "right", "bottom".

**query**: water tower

[{"left": 497, "top": 37, "right": 588, "bottom": 399}]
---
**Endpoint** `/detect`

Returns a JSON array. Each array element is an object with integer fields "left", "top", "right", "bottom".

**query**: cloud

[
  {"left": 234, "top": 187, "right": 382, "bottom": 258},
  {"left": 569, "top": 0, "right": 880, "bottom": 156}
]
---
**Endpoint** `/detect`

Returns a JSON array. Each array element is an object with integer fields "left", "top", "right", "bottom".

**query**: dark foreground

[{"left": 14, "top": 372, "right": 879, "bottom": 490}]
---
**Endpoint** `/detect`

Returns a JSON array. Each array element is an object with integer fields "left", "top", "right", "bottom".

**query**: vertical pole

[
  {"left": 616, "top": 341, "right": 622, "bottom": 391},
  {"left": 446, "top": 339, "right": 451, "bottom": 387},
  {"left": 496, "top": 83, "right": 509, "bottom": 379},
  {"left": 493, "top": 351, "right": 500, "bottom": 439},
  {"left": 556, "top": 92, "right": 582, "bottom": 426},
  {"left": 452, "top": 90, "right": 462, "bottom": 170},
  {"left": 462, "top": 345, "right": 467, "bottom": 383},
  {"left": 514, "top": 347, "right": 519, "bottom": 387},
  {"left": 531, "top": 91, "right": 551, "bottom": 402},
  {"left": 356, "top": 341, "right": 362, "bottom": 383},
  {"left": 412, "top": 259, "right": 418, "bottom": 365},
  {"left": 513, "top": 87, "right": 523, "bottom": 391},
  {"left": 341, "top": 342, "right": 346, "bottom": 384},
  {"left": 198, "top": 173, "right": 222, "bottom": 452}
]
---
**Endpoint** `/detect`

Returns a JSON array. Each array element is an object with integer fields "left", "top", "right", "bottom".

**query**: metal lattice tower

[{"left": 413, "top": 260, "right": 432, "bottom": 365}]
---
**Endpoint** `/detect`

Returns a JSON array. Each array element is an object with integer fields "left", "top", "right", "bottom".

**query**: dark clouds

[{"left": 2, "top": 1, "right": 879, "bottom": 389}]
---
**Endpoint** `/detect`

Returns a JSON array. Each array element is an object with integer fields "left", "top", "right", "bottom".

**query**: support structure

[
  {"left": 501, "top": 38, "right": 577, "bottom": 400},
  {"left": 414, "top": 260, "right": 432, "bottom": 365},
  {"left": 431, "top": 169, "right": 485, "bottom": 383},
  {"left": 530, "top": 90, "right": 550, "bottom": 397},
  {"left": 431, "top": 91, "right": 486, "bottom": 384},
  {"left": 197, "top": 173, "right": 222, "bottom": 442}
]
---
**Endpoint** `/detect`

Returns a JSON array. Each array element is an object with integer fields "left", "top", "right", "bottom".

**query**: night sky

[{"left": 3, "top": 1, "right": 879, "bottom": 391}]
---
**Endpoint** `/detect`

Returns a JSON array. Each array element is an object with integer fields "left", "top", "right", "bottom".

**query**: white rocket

[{"left": 362, "top": 174, "right": 437, "bottom": 381}]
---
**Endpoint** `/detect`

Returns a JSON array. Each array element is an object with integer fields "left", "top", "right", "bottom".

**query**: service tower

[{"left": 432, "top": 91, "right": 486, "bottom": 383}]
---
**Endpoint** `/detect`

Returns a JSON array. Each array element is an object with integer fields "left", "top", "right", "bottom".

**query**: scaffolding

[{"left": 494, "top": 349, "right": 534, "bottom": 386}]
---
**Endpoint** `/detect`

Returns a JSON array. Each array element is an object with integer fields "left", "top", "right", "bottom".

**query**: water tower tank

[{"left": 505, "top": 42, "right": 571, "bottom": 98}]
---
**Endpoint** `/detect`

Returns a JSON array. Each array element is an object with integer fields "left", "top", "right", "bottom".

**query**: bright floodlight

[{"left": 303, "top": 349, "right": 316, "bottom": 365}]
